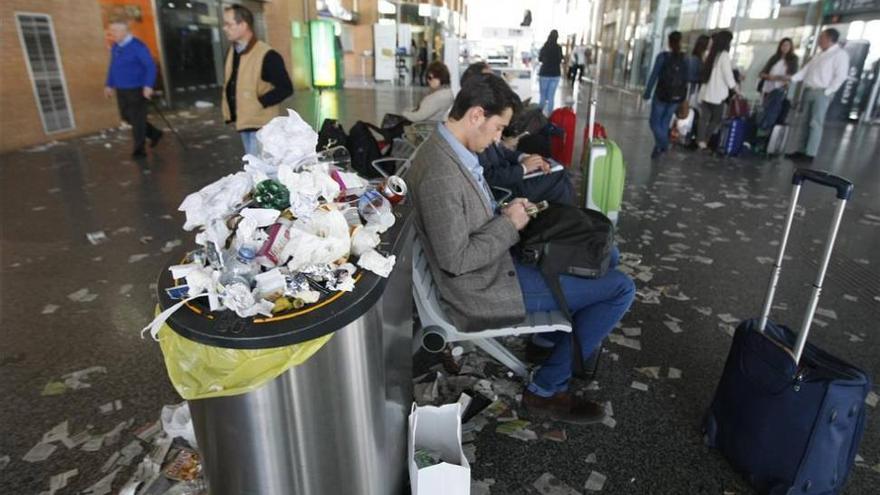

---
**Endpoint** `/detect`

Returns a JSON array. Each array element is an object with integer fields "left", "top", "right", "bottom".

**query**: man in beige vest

[{"left": 222, "top": 5, "right": 293, "bottom": 155}]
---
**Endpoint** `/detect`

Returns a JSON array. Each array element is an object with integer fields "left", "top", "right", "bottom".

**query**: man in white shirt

[{"left": 785, "top": 28, "right": 850, "bottom": 162}]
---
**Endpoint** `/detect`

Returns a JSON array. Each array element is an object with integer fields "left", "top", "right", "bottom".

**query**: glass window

[{"left": 15, "top": 13, "right": 74, "bottom": 133}]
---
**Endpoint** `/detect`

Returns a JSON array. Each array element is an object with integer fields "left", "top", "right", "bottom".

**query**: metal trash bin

[{"left": 157, "top": 207, "right": 414, "bottom": 495}]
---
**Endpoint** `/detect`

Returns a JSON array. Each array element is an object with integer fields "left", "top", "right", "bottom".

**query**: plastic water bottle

[{"left": 220, "top": 246, "right": 258, "bottom": 287}]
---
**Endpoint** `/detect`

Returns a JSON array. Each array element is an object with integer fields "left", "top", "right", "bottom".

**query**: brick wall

[{"left": 0, "top": 1, "right": 120, "bottom": 152}]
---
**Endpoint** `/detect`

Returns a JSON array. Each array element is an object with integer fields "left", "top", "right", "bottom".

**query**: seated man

[{"left": 407, "top": 73, "right": 635, "bottom": 424}]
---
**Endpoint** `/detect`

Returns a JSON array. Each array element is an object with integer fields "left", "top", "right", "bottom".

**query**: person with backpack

[
  {"left": 538, "top": 30, "right": 564, "bottom": 115},
  {"left": 757, "top": 38, "right": 798, "bottom": 135},
  {"left": 402, "top": 61, "right": 454, "bottom": 122},
  {"left": 696, "top": 30, "right": 739, "bottom": 150},
  {"left": 643, "top": 31, "right": 688, "bottom": 158}
]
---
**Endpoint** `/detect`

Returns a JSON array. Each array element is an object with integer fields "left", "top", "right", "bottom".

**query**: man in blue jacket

[{"left": 104, "top": 19, "right": 162, "bottom": 158}]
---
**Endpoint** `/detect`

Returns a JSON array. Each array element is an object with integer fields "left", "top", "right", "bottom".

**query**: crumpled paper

[
  {"left": 222, "top": 282, "right": 274, "bottom": 318},
  {"left": 178, "top": 172, "right": 252, "bottom": 231},
  {"left": 243, "top": 154, "right": 277, "bottom": 180},
  {"left": 235, "top": 207, "right": 280, "bottom": 244},
  {"left": 257, "top": 109, "right": 318, "bottom": 167},
  {"left": 283, "top": 208, "right": 351, "bottom": 272},
  {"left": 350, "top": 225, "right": 382, "bottom": 256},
  {"left": 254, "top": 268, "right": 286, "bottom": 300},
  {"left": 277, "top": 164, "right": 341, "bottom": 219},
  {"left": 357, "top": 249, "right": 396, "bottom": 278},
  {"left": 328, "top": 263, "right": 357, "bottom": 292}
]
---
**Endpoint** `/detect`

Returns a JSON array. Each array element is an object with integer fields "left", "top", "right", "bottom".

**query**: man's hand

[
  {"left": 522, "top": 154, "right": 550, "bottom": 174},
  {"left": 143, "top": 87, "right": 154, "bottom": 99},
  {"left": 502, "top": 201, "right": 530, "bottom": 230},
  {"left": 104, "top": 87, "right": 114, "bottom": 99}
]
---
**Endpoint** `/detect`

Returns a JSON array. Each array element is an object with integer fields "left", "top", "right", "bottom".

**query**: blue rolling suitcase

[
  {"left": 717, "top": 117, "right": 748, "bottom": 156},
  {"left": 704, "top": 169, "right": 871, "bottom": 495}
]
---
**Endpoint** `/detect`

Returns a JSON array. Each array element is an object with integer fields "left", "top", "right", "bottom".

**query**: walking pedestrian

[
  {"left": 696, "top": 30, "right": 739, "bottom": 150},
  {"left": 538, "top": 30, "right": 563, "bottom": 115},
  {"left": 643, "top": 31, "right": 688, "bottom": 158},
  {"left": 221, "top": 4, "right": 293, "bottom": 156},
  {"left": 104, "top": 18, "right": 163, "bottom": 158},
  {"left": 784, "top": 28, "right": 849, "bottom": 162}
]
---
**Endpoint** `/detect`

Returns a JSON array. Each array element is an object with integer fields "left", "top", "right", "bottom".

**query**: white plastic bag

[
  {"left": 160, "top": 402, "right": 198, "bottom": 448},
  {"left": 408, "top": 403, "right": 470, "bottom": 495}
]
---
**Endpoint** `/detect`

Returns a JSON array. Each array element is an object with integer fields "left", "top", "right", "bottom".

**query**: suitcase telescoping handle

[{"left": 758, "top": 169, "right": 854, "bottom": 364}]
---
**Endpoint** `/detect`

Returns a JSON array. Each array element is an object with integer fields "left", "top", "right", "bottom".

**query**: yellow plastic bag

[{"left": 157, "top": 322, "right": 333, "bottom": 400}]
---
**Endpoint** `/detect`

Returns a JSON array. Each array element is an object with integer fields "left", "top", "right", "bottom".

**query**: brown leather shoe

[{"left": 521, "top": 389, "right": 607, "bottom": 425}]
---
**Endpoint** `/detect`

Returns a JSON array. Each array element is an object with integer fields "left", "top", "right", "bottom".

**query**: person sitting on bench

[{"left": 407, "top": 73, "right": 635, "bottom": 424}]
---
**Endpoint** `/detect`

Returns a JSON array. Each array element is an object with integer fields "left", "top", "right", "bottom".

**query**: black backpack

[
  {"left": 656, "top": 53, "right": 688, "bottom": 103},
  {"left": 515, "top": 204, "right": 614, "bottom": 314},
  {"left": 515, "top": 203, "right": 614, "bottom": 374},
  {"left": 317, "top": 118, "right": 348, "bottom": 152},
  {"left": 346, "top": 121, "right": 394, "bottom": 178}
]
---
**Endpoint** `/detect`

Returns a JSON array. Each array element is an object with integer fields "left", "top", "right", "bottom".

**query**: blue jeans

[
  {"left": 539, "top": 76, "right": 561, "bottom": 115},
  {"left": 240, "top": 130, "right": 259, "bottom": 156},
  {"left": 519, "top": 248, "right": 636, "bottom": 397},
  {"left": 649, "top": 97, "right": 679, "bottom": 153},
  {"left": 759, "top": 88, "right": 787, "bottom": 131}
]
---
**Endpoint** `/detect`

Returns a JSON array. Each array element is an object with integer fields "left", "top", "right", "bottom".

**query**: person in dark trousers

[
  {"left": 222, "top": 4, "right": 293, "bottom": 156},
  {"left": 104, "top": 19, "right": 162, "bottom": 158},
  {"left": 538, "top": 30, "right": 563, "bottom": 115},
  {"left": 643, "top": 31, "right": 688, "bottom": 158},
  {"left": 757, "top": 38, "right": 798, "bottom": 136}
]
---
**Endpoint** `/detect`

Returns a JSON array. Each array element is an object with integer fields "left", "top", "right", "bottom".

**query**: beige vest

[{"left": 222, "top": 40, "right": 281, "bottom": 130}]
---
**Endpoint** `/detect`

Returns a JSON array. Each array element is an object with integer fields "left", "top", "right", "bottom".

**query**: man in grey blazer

[{"left": 408, "top": 74, "right": 634, "bottom": 424}]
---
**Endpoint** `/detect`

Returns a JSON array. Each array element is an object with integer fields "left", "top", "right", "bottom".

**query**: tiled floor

[{"left": 1, "top": 82, "right": 878, "bottom": 494}]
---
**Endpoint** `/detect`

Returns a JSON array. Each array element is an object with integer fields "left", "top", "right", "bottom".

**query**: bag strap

[{"left": 542, "top": 271, "right": 586, "bottom": 377}]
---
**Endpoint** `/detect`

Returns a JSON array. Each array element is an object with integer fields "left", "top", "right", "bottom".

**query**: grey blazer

[{"left": 407, "top": 130, "right": 526, "bottom": 332}]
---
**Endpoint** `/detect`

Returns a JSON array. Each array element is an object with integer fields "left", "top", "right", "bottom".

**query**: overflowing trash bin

[{"left": 146, "top": 109, "right": 416, "bottom": 494}]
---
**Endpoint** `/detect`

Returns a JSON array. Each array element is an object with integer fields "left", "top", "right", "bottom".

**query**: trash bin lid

[{"left": 157, "top": 206, "right": 412, "bottom": 349}]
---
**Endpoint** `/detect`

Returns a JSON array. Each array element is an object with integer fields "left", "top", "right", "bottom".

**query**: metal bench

[{"left": 412, "top": 237, "right": 571, "bottom": 377}]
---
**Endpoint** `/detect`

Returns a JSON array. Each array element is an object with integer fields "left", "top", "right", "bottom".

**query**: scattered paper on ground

[
  {"left": 584, "top": 471, "right": 608, "bottom": 492},
  {"left": 630, "top": 381, "right": 649, "bottom": 392},
  {"left": 532, "top": 472, "right": 582, "bottom": 495}
]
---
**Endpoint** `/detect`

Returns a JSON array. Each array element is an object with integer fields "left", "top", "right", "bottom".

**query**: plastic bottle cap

[{"left": 238, "top": 247, "right": 256, "bottom": 260}]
